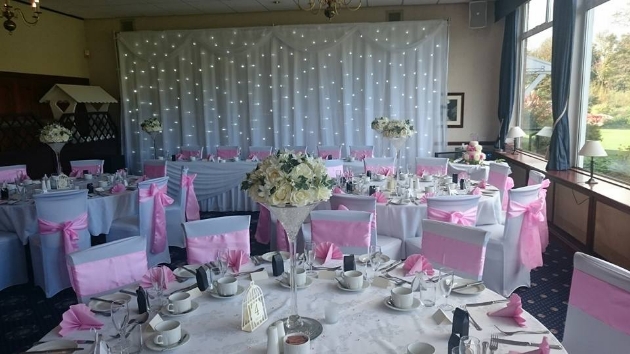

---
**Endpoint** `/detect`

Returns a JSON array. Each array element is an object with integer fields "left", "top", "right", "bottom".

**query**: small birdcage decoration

[{"left": 241, "top": 280, "right": 268, "bottom": 332}]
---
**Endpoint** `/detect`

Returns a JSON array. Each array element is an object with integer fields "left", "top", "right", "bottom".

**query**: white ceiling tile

[
  {"left": 367, "top": 0, "right": 403, "bottom": 6},
  {"left": 258, "top": 0, "right": 300, "bottom": 11},
  {"left": 437, "top": 0, "right": 469, "bottom": 4},
  {"left": 220, "top": 0, "right": 269, "bottom": 12},
  {"left": 185, "top": 1, "right": 237, "bottom": 13},
  {"left": 153, "top": 2, "right": 204, "bottom": 15},
  {"left": 403, "top": 0, "right": 438, "bottom": 5}
]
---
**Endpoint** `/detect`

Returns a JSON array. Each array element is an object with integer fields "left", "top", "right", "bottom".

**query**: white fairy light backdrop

[{"left": 117, "top": 21, "right": 449, "bottom": 174}]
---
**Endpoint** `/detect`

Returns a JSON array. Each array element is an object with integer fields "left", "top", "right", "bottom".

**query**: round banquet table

[{"left": 36, "top": 262, "right": 566, "bottom": 354}]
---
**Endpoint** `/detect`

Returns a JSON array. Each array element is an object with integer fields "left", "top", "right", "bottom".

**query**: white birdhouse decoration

[{"left": 241, "top": 280, "right": 268, "bottom": 332}]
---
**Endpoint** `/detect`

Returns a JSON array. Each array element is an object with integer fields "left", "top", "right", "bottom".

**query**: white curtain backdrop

[{"left": 117, "top": 21, "right": 449, "bottom": 174}]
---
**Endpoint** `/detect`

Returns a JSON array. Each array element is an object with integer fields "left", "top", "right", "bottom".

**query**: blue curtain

[
  {"left": 495, "top": 9, "right": 520, "bottom": 151},
  {"left": 546, "top": 0, "right": 575, "bottom": 171},
  {"left": 495, "top": 0, "right": 529, "bottom": 22}
]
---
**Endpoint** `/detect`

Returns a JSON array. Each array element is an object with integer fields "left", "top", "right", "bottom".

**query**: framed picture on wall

[{"left": 447, "top": 92, "right": 464, "bottom": 128}]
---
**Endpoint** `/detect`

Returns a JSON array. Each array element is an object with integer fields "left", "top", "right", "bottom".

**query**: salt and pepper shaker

[
  {"left": 274, "top": 320, "right": 286, "bottom": 353},
  {"left": 266, "top": 324, "right": 279, "bottom": 354}
]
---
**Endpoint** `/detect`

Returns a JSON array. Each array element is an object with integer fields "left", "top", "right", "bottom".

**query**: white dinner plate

[
  {"left": 173, "top": 264, "right": 202, "bottom": 279},
  {"left": 383, "top": 296, "right": 421, "bottom": 312},
  {"left": 145, "top": 330, "right": 191, "bottom": 352},
  {"left": 451, "top": 279, "right": 486, "bottom": 295},
  {"left": 160, "top": 301, "right": 199, "bottom": 317},
  {"left": 208, "top": 285, "right": 246, "bottom": 299},
  {"left": 28, "top": 340, "right": 78, "bottom": 352},
  {"left": 88, "top": 293, "right": 131, "bottom": 313},
  {"left": 356, "top": 253, "right": 390, "bottom": 264},
  {"left": 261, "top": 251, "right": 290, "bottom": 262},
  {"left": 336, "top": 281, "right": 369, "bottom": 292},
  {"left": 277, "top": 277, "right": 313, "bottom": 290}
]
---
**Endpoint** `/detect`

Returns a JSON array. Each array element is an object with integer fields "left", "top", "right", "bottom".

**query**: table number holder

[
  {"left": 56, "top": 174, "right": 70, "bottom": 189},
  {"left": 242, "top": 280, "right": 268, "bottom": 332}
]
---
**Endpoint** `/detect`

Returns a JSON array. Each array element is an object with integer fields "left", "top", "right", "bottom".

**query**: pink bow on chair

[
  {"left": 372, "top": 191, "right": 388, "bottom": 204},
  {"left": 508, "top": 197, "right": 545, "bottom": 269},
  {"left": 182, "top": 173, "right": 200, "bottom": 221},
  {"left": 418, "top": 192, "right": 435, "bottom": 204},
  {"left": 139, "top": 183, "right": 174, "bottom": 254},
  {"left": 38, "top": 212, "right": 89, "bottom": 254},
  {"left": 427, "top": 207, "right": 477, "bottom": 226},
  {"left": 538, "top": 179, "right": 550, "bottom": 251}
]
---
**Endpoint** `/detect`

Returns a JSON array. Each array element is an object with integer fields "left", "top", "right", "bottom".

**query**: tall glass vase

[
  {"left": 149, "top": 132, "right": 160, "bottom": 159},
  {"left": 47, "top": 142, "right": 66, "bottom": 175},
  {"left": 387, "top": 137, "right": 408, "bottom": 176},
  {"left": 265, "top": 203, "right": 322, "bottom": 339}
]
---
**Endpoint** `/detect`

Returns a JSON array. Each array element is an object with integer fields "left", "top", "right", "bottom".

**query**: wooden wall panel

[
  {"left": 594, "top": 202, "right": 630, "bottom": 270},
  {"left": 553, "top": 184, "right": 589, "bottom": 245},
  {"left": 511, "top": 164, "right": 527, "bottom": 188}
]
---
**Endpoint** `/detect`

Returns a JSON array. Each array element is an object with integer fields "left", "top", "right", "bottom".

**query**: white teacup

[
  {"left": 424, "top": 186, "right": 435, "bottom": 194},
  {"left": 283, "top": 333, "right": 311, "bottom": 354},
  {"left": 407, "top": 342, "right": 435, "bottom": 354},
  {"left": 339, "top": 270, "right": 363, "bottom": 290},
  {"left": 283, "top": 268, "right": 306, "bottom": 286},
  {"left": 213, "top": 276, "right": 238, "bottom": 296},
  {"left": 98, "top": 181, "right": 108, "bottom": 188},
  {"left": 189, "top": 156, "right": 197, "bottom": 161},
  {"left": 167, "top": 292, "right": 192, "bottom": 314},
  {"left": 154, "top": 320, "right": 181, "bottom": 346},
  {"left": 421, "top": 175, "right": 433, "bottom": 182},
  {"left": 83, "top": 173, "right": 93, "bottom": 180},
  {"left": 391, "top": 287, "right": 413, "bottom": 309}
]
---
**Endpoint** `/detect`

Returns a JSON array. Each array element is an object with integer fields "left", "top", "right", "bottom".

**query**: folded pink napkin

[
  {"left": 337, "top": 204, "right": 349, "bottom": 211},
  {"left": 332, "top": 186, "right": 345, "bottom": 194},
  {"left": 403, "top": 254, "right": 434, "bottom": 276},
  {"left": 176, "top": 153, "right": 184, "bottom": 160},
  {"left": 478, "top": 179, "right": 487, "bottom": 189},
  {"left": 508, "top": 337, "right": 550, "bottom": 354},
  {"left": 227, "top": 249, "right": 249, "bottom": 272},
  {"left": 487, "top": 293, "right": 527, "bottom": 327},
  {"left": 378, "top": 167, "right": 393, "bottom": 176},
  {"left": 372, "top": 191, "right": 388, "bottom": 204},
  {"left": 418, "top": 192, "right": 435, "bottom": 204},
  {"left": 469, "top": 187, "right": 482, "bottom": 195},
  {"left": 110, "top": 184, "right": 126, "bottom": 194},
  {"left": 59, "top": 304, "right": 104, "bottom": 337},
  {"left": 315, "top": 242, "right": 343, "bottom": 263},
  {"left": 140, "top": 266, "right": 176, "bottom": 289}
]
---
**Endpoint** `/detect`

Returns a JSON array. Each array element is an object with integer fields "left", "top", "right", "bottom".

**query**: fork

[
  {"left": 250, "top": 256, "right": 260, "bottom": 266},
  {"left": 493, "top": 325, "right": 550, "bottom": 336},
  {"left": 381, "top": 273, "right": 411, "bottom": 285},
  {"left": 489, "top": 334, "right": 498, "bottom": 354}
]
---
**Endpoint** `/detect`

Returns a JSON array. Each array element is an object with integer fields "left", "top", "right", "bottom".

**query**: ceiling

[{"left": 39, "top": 0, "right": 472, "bottom": 20}]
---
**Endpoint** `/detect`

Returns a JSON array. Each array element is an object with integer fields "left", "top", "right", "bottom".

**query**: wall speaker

[
  {"left": 387, "top": 11, "right": 402, "bottom": 22},
  {"left": 469, "top": 1, "right": 487, "bottom": 29},
  {"left": 120, "top": 19, "right": 135, "bottom": 32}
]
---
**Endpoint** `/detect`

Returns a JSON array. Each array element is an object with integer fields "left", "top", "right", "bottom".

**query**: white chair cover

[
  {"left": 528, "top": 170, "right": 546, "bottom": 185},
  {"left": 283, "top": 146, "right": 307, "bottom": 154},
  {"left": 70, "top": 160, "right": 104, "bottom": 177},
  {"left": 348, "top": 145, "right": 374, "bottom": 160},
  {"left": 325, "top": 160, "right": 344, "bottom": 179},
  {"left": 247, "top": 146, "right": 273, "bottom": 159},
  {"left": 416, "top": 157, "right": 448, "bottom": 176},
  {"left": 216, "top": 145, "right": 240, "bottom": 159},
  {"left": 183, "top": 215, "right": 251, "bottom": 264},
  {"left": 0, "top": 164, "right": 28, "bottom": 183},
  {"left": 143, "top": 159, "right": 168, "bottom": 179},
  {"left": 364, "top": 157, "right": 396, "bottom": 175},
  {"left": 447, "top": 162, "right": 489, "bottom": 181},
  {"left": 563, "top": 252, "right": 630, "bottom": 354},
  {"left": 426, "top": 195, "right": 481, "bottom": 226},
  {"left": 306, "top": 210, "right": 373, "bottom": 255},
  {"left": 0, "top": 231, "right": 28, "bottom": 291},
  {"left": 31, "top": 189, "right": 90, "bottom": 298},
  {"left": 317, "top": 145, "right": 342, "bottom": 159},
  {"left": 67, "top": 236, "right": 147, "bottom": 303},
  {"left": 488, "top": 162, "right": 513, "bottom": 209},
  {"left": 165, "top": 167, "right": 187, "bottom": 248}
]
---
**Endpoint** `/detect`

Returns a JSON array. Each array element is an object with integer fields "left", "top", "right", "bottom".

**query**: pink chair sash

[
  {"left": 350, "top": 149, "right": 373, "bottom": 160},
  {"left": 311, "top": 219, "right": 371, "bottom": 248},
  {"left": 38, "top": 212, "right": 89, "bottom": 254},
  {"left": 217, "top": 148, "right": 239, "bottom": 159},
  {"left": 488, "top": 170, "right": 508, "bottom": 190},
  {"left": 365, "top": 165, "right": 394, "bottom": 176},
  {"left": 507, "top": 197, "right": 545, "bottom": 269},
  {"left": 248, "top": 151, "right": 271, "bottom": 160},
  {"left": 569, "top": 269, "right": 630, "bottom": 336},
  {"left": 255, "top": 204, "right": 271, "bottom": 244},
  {"left": 326, "top": 165, "right": 344, "bottom": 178},
  {"left": 177, "top": 150, "right": 202, "bottom": 160},
  {"left": 70, "top": 165, "right": 101, "bottom": 178},
  {"left": 144, "top": 164, "right": 167, "bottom": 179},
  {"left": 427, "top": 207, "right": 477, "bottom": 226},
  {"left": 181, "top": 174, "right": 200, "bottom": 221},
  {"left": 69, "top": 250, "right": 147, "bottom": 297},
  {"left": 537, "top": 179, "right": 550, "bottom": 251},
  {"left": 139, "top": 183, "right": 174, "bottom": 254},
  {"left": 0, "top": 168, "right": 28, "bottom": 183},
  {"left": 416, "top": 165, "right": 446, "bottom": 176},
  {"left": 318, "top": 150, "right": 340, "bottom": 158},
  {"left": 422, "top": 231, "right": 487, "bottom": 278},
  {"left": 187, "top": 229, "right": 250, "bottom": 264}
]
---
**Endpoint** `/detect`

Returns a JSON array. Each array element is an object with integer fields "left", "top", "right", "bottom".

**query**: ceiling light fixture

[
  {"left": 298, "top": 0, "right": 361, "bottom": 20},
  {"left": 2, "top": 0, "right": 41, "bottom": 34}
]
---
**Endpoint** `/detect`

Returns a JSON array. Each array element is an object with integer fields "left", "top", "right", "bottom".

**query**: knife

[
  {"left": 119, "top": 289, "right": 137, "bottom": 296},
  {"left": 465, "top": 299, "right": 509, "bottom": 307},
  {"left": 170, "top": 283, "right": 198, "bottom": 294},
  {"left": 20, "top": 348, "right": 83, "bottom": 354},
  {"left": 89, "top": 297, "right": 115, "bottom": 304},
  {"left": 33, "top": 340, "right": 94, "bottom": 346},
  {"left": 179, "top": 266, "right": 197, "bottom": 276},
  {"left": 381, "top": 260, "right": 402, "bottom": 273},
  {"left": 452, "top": 281, "right": 484, "bottom": 291},
  {"left": 233, "top": 267, "right": 264, "bottom": 277},
  {"left": 494, "top": 338, "right": 563, "bottom": 350}
]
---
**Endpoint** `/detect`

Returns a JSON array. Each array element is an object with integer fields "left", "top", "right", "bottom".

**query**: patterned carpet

[{"left": 0, "top": 212, "right": 572, "bottom": 354}]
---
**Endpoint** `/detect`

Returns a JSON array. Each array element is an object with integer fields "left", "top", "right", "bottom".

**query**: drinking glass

[
  {"left": 439, "top": 268, "right": 455, "bottom": 311},
  {"left": 419, "top": 271, "right": 437, "bottom": 307},
  {"left": 335, "top": 171, "right": 343, "bottom": 187},
  {"left": 147, "top": 266, "right": 166, "bottom": 309},
  {"left": 369, "top": 245, "right": 383, "bottom": 274},
  {"left": 216, "top": 248, "right": 229, "bottom": 277},
  {"left": 110, "top": 300, "right": 129, "bottom": 351},
  {"left": 304, "top": 241, "right": 317, "bottom": 277},
  {"left": 459, "top": 336, "right": 481, "bottom": 354}
]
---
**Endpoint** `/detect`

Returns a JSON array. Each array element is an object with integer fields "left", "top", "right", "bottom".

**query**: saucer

[
  {"left": 88, "top": 293, "right": 131, "bottom": 313},
  {"left": 336, "top": 281, "right": 369, "bottom": 292},
  {"left": 278, "top": 277, "right": 313, "bottom": 290},
  {"left": 261, "top": 251, "right": 290, "bottom": 262},
  {"left": 160, "top": 301, "right": 199, "bottom": 317},
  {"left": 28, "top": 340, "right": 77, "bottom": 352},
  {"left": 173, "top": 264, "right": 202, "bottom": 279},
  {"left": 383, "top": 296, "right": 421, "bottom": 312},
  {"left": 146, "top": 330, "right": 191, "bottom": 351},
  {"left": 208, "top": 285, "right": 246, "bottom": 299}
]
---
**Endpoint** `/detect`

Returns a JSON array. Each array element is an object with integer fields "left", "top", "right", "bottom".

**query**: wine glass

[
  {"left": 369, "top": 245, "right": 383, "bottom": 274},
  {"left": 459, "top": 336, "right": 481, "bottom": 354},
  {"left": 216, "top": 248, "right": 229, "bottom": 277},
  {"left": 147, "top": 266, "right": 166, "bottom": 310},
  {"left": 304, "top": 241, "right": 317, "bottom": 277},
  {"left": 439, "top": 267, "right": 455, "bottom": 311},
  {"left": 110, "top": 300, "right": 130, "bottom": 351}
]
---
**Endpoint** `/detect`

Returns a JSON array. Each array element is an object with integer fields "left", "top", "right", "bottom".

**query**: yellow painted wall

[{"left": 0, "top": 2, "right": 89, "bottom": 78}]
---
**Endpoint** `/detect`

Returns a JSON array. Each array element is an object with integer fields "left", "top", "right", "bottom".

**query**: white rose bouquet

[
  {"left": 140, "top": 117, "right": 162, "bottom": 133},
  {"left": 381, "top": 119, "right": 416, "bottom": 139},
  {"left": 241, "top": 151, "right": 335, "bottom": 207},
  {"left": 40, "top": 123, "right": 72, "bottom": 143},
  {"left": 462, "top": 141, "right": 486, "bottom": 165},
  {"left": 371, "top": 117, "right": 389, "bottom": 132}
]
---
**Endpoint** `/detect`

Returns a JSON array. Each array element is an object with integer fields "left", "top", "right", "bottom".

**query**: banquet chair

[
  {"left": 0, "top": 164, "right": 28, "bottom": 183},
  {"left": 325, "top": 160, "right": 344, "bottom": 179},
  {"left": 31, "top": 189, "right": 91, "bottom": 298},
  {"left": 528, "top": 170, "right": 546, "bottom": 185},
  {"left": 419, "top": 220, "right": 490, "bottom": 281},
  {"left": 107, "top": 177, "right": 172, "bottom": 267},
  {"left": 364, "top": 157, "right": 395, "bottom": 176},
  {"left": 488, "top": 162, "right": 513, "bottom": 210},
  {"left": 216, "top": 146, "right": 240, "bottom": 159},
  {"left": 69, "top": 160, "right": 104, "bottom": 177},
  {"left": 317, "top": 145, "right": 342, "bottom": 159},
  {"left": 247, "top": 146, "right": 273, "bottom": 160},
  {"left": 178, "top": 146, "right": 204, "bottom": 160},
  {"left": 348, "top": 146, "right": 374, "bottom": 160},
  {"left": 563, "top": 252, "right": 630, "bottom": 354},
  {"left": 67, "top": 236, "right": 147, "bottom": 304},
  {"left": 0, "top": 231, "right": 28, "bottom": 291},
  {"left": 447, "top": 162, "right": 489, "bottom": 181},
  {"left": 415, "top": 157, "right": 448, "bottom": 176},
  {"left": 143, "top": 160, "right": 167, "bottom": 179},
  {"left": 183, "top": 215, "right": 251, "bottom": 264},
  {"left": 283, "top": 146, "right": 307, "bottom": 154},
  {"left": 305, "top": 210, "right": 373, "bottom": 255},
  {"left": 330, "top": 194, "right": 403, "bottom": 260}
]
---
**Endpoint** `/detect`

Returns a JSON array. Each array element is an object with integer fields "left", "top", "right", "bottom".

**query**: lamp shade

[
  {"left": 578, "top": 140, "right": 607, "bottom": 157},
  {"left": 535, "top": 126, "right": 553, "bottom": 137},
  {"left": 507, "top": 126, "right": 527, "bottom": 139}
]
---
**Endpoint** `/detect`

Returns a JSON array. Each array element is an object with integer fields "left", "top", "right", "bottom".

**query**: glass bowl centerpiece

[
  {"left": 374, "top": 118, "right": 416, "bottom": 175},
  {"left": 40, "top": 123, "right": 72, "bottom": 175},
  {"left": 140, "top": 117, "right": 163, "bottom": 159},
  {"left": 241, "top": 150, "right": 334, "bottom": 338}
]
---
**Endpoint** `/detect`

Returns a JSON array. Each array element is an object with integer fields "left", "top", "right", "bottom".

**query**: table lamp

[
  {"left": 578, "top": 140, "right": 607, "bottom": 185},
  {"left": 535, "top": 126, "right": 553, "bottom": 138},
  {"left": 507, "top": 126, "right": 526, "bottom": 154}
]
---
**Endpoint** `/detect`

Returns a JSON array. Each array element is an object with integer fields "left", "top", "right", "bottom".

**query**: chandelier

[
  {"left": 298, "top": 0, "right": 361, "bottom": 20},
  {"left": 2, "top": 0, "right": 41, "bottom": 34}
]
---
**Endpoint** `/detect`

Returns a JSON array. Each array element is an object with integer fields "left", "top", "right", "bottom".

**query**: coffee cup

[
  {"left": 283, "top": 268, "right": 306, "bottom": 286},
  {"left": 213, "top": 276, "right": 238, "bottom": 296},
  {"left": 283, "top": 333, "right": 310, "bottom": 354},
  {"left": 84, "top": 173, "right": 93, "bottom": 180},
  {"left": 391, "top": 287, "right": 413, "bottom": 309},
  {"left": 167, "top": 292, "right": 192, "bottom": 314},
  {"left": 98, "top": 181, "right": 108, "bottom": 188},
  {"left": 189, "top": 156, "right": 197, "bottom": 161},
  {"left": 339, "top": 270, "right": 363, "bottom": 290},
  {"left": 407, "top": 342, "right": 435, "bottom": 354},
  {"left": 154, "top": 320, "right": 182, "bottom": 346}
]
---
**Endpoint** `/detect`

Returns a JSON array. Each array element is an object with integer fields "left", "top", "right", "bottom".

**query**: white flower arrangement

[
  {"left": 371, "top": 117, "right": 389, "bottom": 132},
  {"left": 140, "top": 117, "right": 162, "bottom": 133},
  {"left": 381, "top": 119, "right": 416, "bottom": 139},
  {"left": 241, "top": 151, "right": 335, "bottom": 207},
  {"left": 462, "top": 141, "right": 486, "bottom": 165},
  {"left": 40, "top": 123, "right": 72, "bottom": 143}
]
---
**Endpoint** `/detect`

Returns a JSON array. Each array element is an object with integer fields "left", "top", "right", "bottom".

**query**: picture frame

[{"left": 447, "top": 93, "right": 465, "bottom": 128}]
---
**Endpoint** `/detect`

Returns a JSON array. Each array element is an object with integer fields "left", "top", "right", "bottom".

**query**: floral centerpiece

[
  {"left": 462, "top": 141, "right": 486, "bottom": 165},
  {"left": 140, "top": 118, "right": 162, "bottom": 158},
  {"left": 381, "top": 119, "right": 416, "bottom": 139},
  {"left": 371, "top": 116, "right": 389, "bottom": 132},
  {"left": 40, "top": 123, "right": 72, "bottom": 175}
]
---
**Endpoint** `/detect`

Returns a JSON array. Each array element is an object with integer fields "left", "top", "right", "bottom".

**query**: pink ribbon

[
  {"left": 182, "top": 173, "right": 200, "bottom": 221},
  {"left": 69, "top": 165, "right": 101, "bottom": 178},
  {"left": 332, "top": 186, "right": 345, "bottom": 194},
  {"left": 144, "top": 164, "right": 166, "bottom": 179},
  {"left": 458, "top": 172, "right": 469, "bottom": 180},
  {"left": 186, "top": 229, "right": 250, "bottom": 264},
  {"left": 367, "top": 165, "right": 393, "bottom": 176},
  {"left": 139, "top": 183, "right": 174, "bottom": 254},
  {"left": 416, "top": 166, "right": 446, "bottom": 176},
  {"left": 507, "top": 197, "right": 545, "bottom": 269},
  {"left": 427, "top": 207, "right": 477, "bottom": 226},
  {"left": 217, "top": 148, "right": 239, "bottom": 159},
  {"left": 248, "top": 151, "right": 271, "bottom": 160},
  {"left": 538, "top": 179, "right": 550, "bottom": 251},
  {"left": 319, "top": 150, "right": 339, "bottom": 158},
  {"left": 372, "top": 191, "right": 387, "bottom": 204},
  {"left": 422, "top": 231, "right": 487, "bottom": 279},
  {"left": 0, "top": 168, "right": 28, "bottom": 183},
  {"left": 350, "top": 150, "right": 372, "bottom": 160},
  {"left": 38, "top": 212, "right": 89, "bottom": 254}
]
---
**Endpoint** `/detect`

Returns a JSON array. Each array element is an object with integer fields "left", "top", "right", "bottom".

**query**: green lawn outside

[{"left": 600, "top": 129, "right": 630, "bottom": 151}]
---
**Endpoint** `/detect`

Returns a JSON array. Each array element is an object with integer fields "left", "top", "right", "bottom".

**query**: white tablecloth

[{"left": 37, "top": 263, "right": 565, "bottom": 354}]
